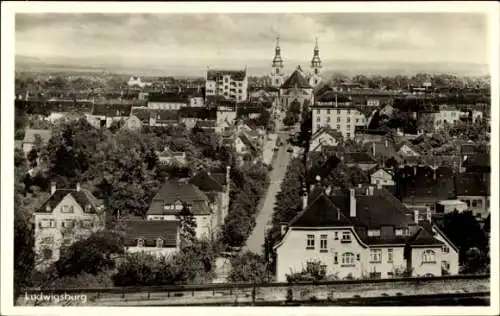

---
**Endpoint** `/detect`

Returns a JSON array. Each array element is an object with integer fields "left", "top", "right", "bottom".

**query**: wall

[
  {"left": 312, "top": 108, "right": 366, "bottom": 138},
  {"left": 432, "top": 230, "right": 460, "bottom": 275},
  {"left": 276, "top": 228, "right": 367, "bottom": 282},
  {"left": 126, "top": 246, "right": 178, "bottom": 258},
  {"left": 411, "top": 246, "right": 442, "bottom": 277},
  {"left": 18, "top": 275, "right": 489, "bottom": 306},
  {"left": 148, "top": 102, "right": 186, "bottom": 110},
  {"left": 456, "top": 195, "right": 489, "bottom": 219},
  {"left": 370, "top": 171, "right": 395, "bottom": 186}
]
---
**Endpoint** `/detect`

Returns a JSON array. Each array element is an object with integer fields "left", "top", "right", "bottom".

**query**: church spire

[
  {"left": 311, "top": 37, "right": 321, "bottom": 68},
  {"left": 272, "top": 36, "right": 284, "bottom": 68}
]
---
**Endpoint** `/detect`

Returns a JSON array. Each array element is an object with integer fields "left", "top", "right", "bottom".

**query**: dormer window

[
  {"left": 341, "top": 231, "right": 351, "bottom": 243},
  {"left": 137, "top": 238, "right": 144, "bottom": 247},
  {"left": 367, "top": 229, "right": 381, "bottom": 237},
  {"left": 46, "top": 205, "right": 51, "bottom": 212},
  {"left": 156, "top": 238, "right": 164, "bottom": 248},
  {"left": 395, "top": 229, "right": 404, "bottom": 236}
]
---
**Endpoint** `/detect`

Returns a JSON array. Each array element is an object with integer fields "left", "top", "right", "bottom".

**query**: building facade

[
  {"left": 205, "top": 69, "right": 248, "bottom": 102},
  {"left": 311, "top": 98, "right": 367, "bottom": 139},
  {"left": 33, "top": 182, "right": 105, "bottom": 270}
]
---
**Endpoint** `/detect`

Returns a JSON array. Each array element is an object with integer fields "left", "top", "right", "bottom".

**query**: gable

[
  {"left": 51, "top": 193, "right": 85, "bottom": 216},
  {"left": 372, "top": 169, "right": 392, "bottom": 179}
]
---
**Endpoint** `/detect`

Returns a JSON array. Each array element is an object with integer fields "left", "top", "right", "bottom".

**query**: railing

[{"left": 23, "top": 274, "right": 489, "bottom": 295}]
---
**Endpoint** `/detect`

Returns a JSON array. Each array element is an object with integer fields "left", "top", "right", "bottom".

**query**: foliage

[
  {"left": 220, "top": 162, "right": 270, "bottom": 248},
  {"left": 228, "top": 251, "right": 268, "bottom": 283},
  {"left": 14, "top": 208, "right": 35, "bottom": 300},
  {"left": 286, "top": 260, "right": 327, "bottom": 283},
  {"left": 440, "top": 211, "right": 488, "bottom": 267},
  {"left": 176, "top": 205, "right": 198, "bottom": 247},
  {"left": 55, "top": 230, "right": 125, "bottom": 277}
]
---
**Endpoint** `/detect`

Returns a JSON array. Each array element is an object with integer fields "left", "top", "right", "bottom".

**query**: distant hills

[{"left": 15, "top": 54, "right": 489, "bottom": 78}]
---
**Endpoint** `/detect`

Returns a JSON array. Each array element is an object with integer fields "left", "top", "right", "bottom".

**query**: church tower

[
  {"left": 271, "top": 36, "right": 285, "bottom": 88},
  {"left": 309, "top": 38, "right": 322, "bottom": 87}
]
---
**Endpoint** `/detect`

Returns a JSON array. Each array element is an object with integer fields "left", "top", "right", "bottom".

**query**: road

[{"left": 244, "top": 131, "right": 291, "bottom": 254}]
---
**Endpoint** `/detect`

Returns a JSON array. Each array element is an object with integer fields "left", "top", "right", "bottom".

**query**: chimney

[
  {"left": 385, "top": 139, "right": 388, "bottom": 148},
  {"left": 413, "top": 166, "right": 417, "bottom": 176},
  {"left": 426, "top": 209, "right": 432, "bottom": 222},
  {"left": 325, "top": 186, "right": 332, "bottom": 195},
  {"left": 226, "top": 166, "right": 231, "bottom": 190},
  {"left": 50, "top": 182, "right": 57, "bottom": 195},
  {"left": 368, "top": 186, "right": 374, "bottom": 196},
  {"left": 349, "top": 188, "right": 356, "bottom": 217},
  {"left": 372, "top": 142, "right": 376, "bottom": 156},
  {"left": 414, "top": 209, "right": 419, "bottom": 224},
  {"left": 358, "top": 184, "right": 362, "bottom": 189},
  {"left": 76, "top": 182, "right": 81, "bottom": 192}
]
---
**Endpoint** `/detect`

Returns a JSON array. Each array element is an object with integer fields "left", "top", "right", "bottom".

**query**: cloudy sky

[{"left": 15, "top": 13, "right": 489, "bottom": 72}]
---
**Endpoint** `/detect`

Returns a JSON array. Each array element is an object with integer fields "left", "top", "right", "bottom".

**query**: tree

[
  {"left": 176, "top": 205, "right": 198, "bottom": 247},
  {"left": 229, "top": 251, "right": 268, "bottom": 283},
  {"left": 14, "top": 208, "right": 35, "bottom": 302},
  {"left": 286, "top": 260, "right": 327, "bottom": 283},
  {"left": 440, "top": 211, "right": 488, "bottom": 266}
]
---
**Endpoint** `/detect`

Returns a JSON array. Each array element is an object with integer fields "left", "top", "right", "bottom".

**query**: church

[{"left": 271, "top": 37, "right": 323, "bottom": 112}]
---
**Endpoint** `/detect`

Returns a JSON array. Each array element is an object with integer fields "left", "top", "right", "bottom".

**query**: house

[
  {"left": 396, "top": 142, "right": 421, "bottom": 158},
  {"left": 150, "top": 109, "right": 180, "bottom": 127},
  {"left": 418, "top": 221, "right": 460, "bottom": 275},
  {"left": 274, "top": 185, "right": 458, "bottom": 282},
  {"left": 309, "top": 127, "right": 342, "bottom": 152},
  {"left": 312, "top": 96, "right": 367, "bottom": 139},
  {"left": 33, "top": 182, "right": 105, "bottom": 270},
  {"left": 454, "top": 172, "right": 490, "bottom": 220},
  {"left": 147, "top": 92, "right": 190, "bottom": 110},
  {"left": 370, "top": 168, "right": 395, "bottom": 186},
  {"left": 156, "top": 147, "right": 187, "bottom": 166},
  {"left": 195, "top": 120, "right": 217, "bottom": 131},
  {"left": 179, "top": 107, "right": 217, "bottom": 129},
  {"left": 369, "top": 139, "right": 402, "bottom": 166},
  {"left": 205, "top": 69, "right": 248, "bottom": 102},
  {"left": 86, "top": 103, "right": 132, "bottom": 129},
  {"left": 121, "top": 114, "right": 144, "bottom": 131},
  {"left": 22, "top": 128, "right": 52, "bottom": 156},
  {"left": 216, "top": 100, "right": 237, "bottom": 127},
  {"left": 234, "top": 133, "right": 257, "bottom": 155},
  {"left": 434, "top": 200, "right": 468, "bottom": 217},
  {"left": 189, "top": 167, "right": 231, "bottom": 228},
  {"left": 342, "top": 152, "right": 378, "bottom": 171},
  {"left": 146, "top": 179, "right": 223, "bottom": 239},
  {"left": 462, "top": 153, "right": 490, "bottom": 174},
  {"left": 128, "top": 76, "right": 151, "bottom": 88},
  {"left": 120, "top": 220, "right": 180, "bottom": 258},
  {"left": 397, "top": 166, "right": 456, "bottom": 214},
  {"left": 429, "top": 105, "right": 464, "bottom": 129}
]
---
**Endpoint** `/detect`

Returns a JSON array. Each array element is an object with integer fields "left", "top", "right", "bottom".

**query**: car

[{"left": 287, "top": 147, "right": 293, "bottom": 153}]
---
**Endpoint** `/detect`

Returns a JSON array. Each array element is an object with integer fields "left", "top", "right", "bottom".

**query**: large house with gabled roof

[
  {"left": 33, "top": 182, "right": 105, "bottom": 270},
  {"left": 273, "top": 184, "right": 459, "bottom": 281}
]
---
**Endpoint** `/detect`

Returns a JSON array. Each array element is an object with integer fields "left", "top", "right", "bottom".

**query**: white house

[
  {"left": 370, "top": 168, "right": 395, "bottom": 186},
  {"left": 33, "top": 182, "right": 105, "bottom": 270},
  {"left": 309, "top": 127, "right": 342, "bottom": 152},
  {"left": 205, "top": 69, "right": 248, "bottom": 102},
  {"left": 121, "top": 220, "right": 180, "bottom": 258},
  {"left": 274, "top": 185, "right": 459, "bottom": 282}
]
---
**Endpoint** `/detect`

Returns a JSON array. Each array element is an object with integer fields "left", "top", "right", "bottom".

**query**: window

[
  {"left": 316, "top": 116, "right": 321, "bottom": 122},
  {"left": 387, "top": 248, "right": 393, "bottom": 263},
  {"left": 42, "top": 248, "right": 53, "bottom": 260},
  {"left": 81, "top": 220, "right": 93, "bottom": 229},
  {"left": 368, "top": 229, "right": 380, "bottom": 237},
  {"left": 320, "top": 235, "right": 328, "bottom": 252},
  {"left": 334, "top": 252, "right": 338, "bottom": 264},
  {"left": 337, "top": 117, "right": 340, "bottom": 122},
  {"left": 156, "top": 238, "right": 164, "bottom": 248},
  {"left": 334, "top": 232, "right": 339, "bottom": 240},
  {"left": 347, "top": 117, "right": 351, "bottom": 123},
  {"left": 61, "top": 205, "right": 73, "bottom": 213},
  {"left": 370, "top": 249, "right": 382, "bottom": 263},
  {"left": 347, "top": 110, "right": 351, "bottom": 114},
  {"left": 327, "top": 109, "right": 330, "bottom": 114},
  {"left": 326, "top": 117, "right": 331, "bottom": 123},
  {"left": 316, "top": 109, "right": 320, "bottom": 114},
  {"left": 306, "top": 235, "right": 315, "bottom": 249},
  {"left": 347, "top": 133, "right": 351, "bottom": 138},
  {"left": 137, "top": 238, "right": 144, "bottom": 247},
  {"left": 356, "top": 253, "right": 360, "bottom": 261},
  {"left": 50, "top": 220, "right": 57, "bottom": 228},
  {"left": 369, "top": 272, "right": 382, "bottom": 279},
  {"left": 41, "top": 236, "right": 54, "bottom": 245},
  {"left": 356, "top": 118, "right": 359, "bottom": 123},
  {"left": 442, "top": 246, "right": 449, "bottom": 253},
  {"left": 422, "top": 250, "right": 436, "bottom": 263},
  {"left": 341, "top": 231, "right": 351, "bottom": 243},
  {"left": 472, "top": 200, "right": 478, "bottom": 207},
  {"left": 342, "top": 252, "right": 355, "bottom": 266},
  {"left": 442, "top": 261, "right": 450, "bottom": 270},
  {"left": 62, "top": 238, "right": 73, "bottom": 247},
  {"left": 336, "top": 124, "right": 340, "bottom": 130}
]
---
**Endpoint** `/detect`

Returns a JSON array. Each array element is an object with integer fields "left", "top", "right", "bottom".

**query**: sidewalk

[{"left": 262, "top": 133, "right": 278, "bottom": 166}]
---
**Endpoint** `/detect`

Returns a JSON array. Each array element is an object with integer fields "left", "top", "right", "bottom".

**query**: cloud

[{"left": 15, "top": 13, "right": 488, "bottom": 68}]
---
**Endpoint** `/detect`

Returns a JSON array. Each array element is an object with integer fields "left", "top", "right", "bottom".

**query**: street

[{"left": 244, "top": 131, "right": 291, "bottom": 254}]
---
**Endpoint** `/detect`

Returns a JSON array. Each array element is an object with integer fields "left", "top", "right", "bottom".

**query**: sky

[{"left": 15, "top": 13, "right": 490, "bottom": 74}]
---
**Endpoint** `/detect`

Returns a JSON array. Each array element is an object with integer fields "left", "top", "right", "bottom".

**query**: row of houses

[{"left": 33, "top": 168, "right": 231, "bottom": 270}]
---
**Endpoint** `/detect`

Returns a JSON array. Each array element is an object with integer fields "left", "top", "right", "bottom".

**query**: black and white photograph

[{"left": 1, "top": 2, "right": 498, "bottom": 315}]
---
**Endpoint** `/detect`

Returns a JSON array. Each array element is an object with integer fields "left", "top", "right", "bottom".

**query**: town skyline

[{"left": 15, "top": 13, "right": 490, "bottom": 77}]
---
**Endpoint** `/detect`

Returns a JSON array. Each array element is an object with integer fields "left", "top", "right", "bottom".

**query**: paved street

[{"left": 244, "top": 131, "right": 291, "bottom": 254}]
